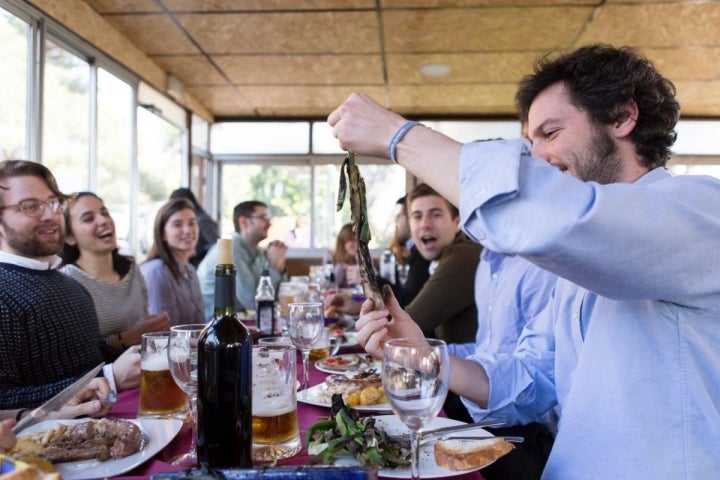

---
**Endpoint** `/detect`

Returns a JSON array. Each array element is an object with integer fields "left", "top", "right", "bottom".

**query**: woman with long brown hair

[
  {"left": 60, "top": 192, "right": 170, "bottom": 361},
  {"left": 140, "top": 198, "right": 205, "bottom": 325}
]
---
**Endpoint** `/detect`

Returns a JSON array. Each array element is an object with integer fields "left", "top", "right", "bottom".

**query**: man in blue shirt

[
  {"left": 197, "top": 200, "right": 287, "bottom": 320},
  {"left": 329, "top": 45, "right": 720, "bottom": 478}
]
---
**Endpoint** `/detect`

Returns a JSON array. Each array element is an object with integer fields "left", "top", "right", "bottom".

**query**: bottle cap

[{"left": 217, "top": 238, "right": 233, "bottom": 265}]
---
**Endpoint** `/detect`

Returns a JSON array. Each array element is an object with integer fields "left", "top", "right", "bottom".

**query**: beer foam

[
  {"left": 141, "top": 353, "right": 169, "bottom": 371},
  {"left": 253, "top": 396, "right": 294, "bottom": 416}
]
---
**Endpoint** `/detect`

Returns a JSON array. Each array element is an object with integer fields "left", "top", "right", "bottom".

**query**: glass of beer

[
  {"left": 138, "top": 331, "right": 188, "bottom": 418},
  {"left": 251, "top": 344, "right": 301, "bottom": 461},
  {"left": 309, "top": 327, "right": 341, "bottom": 362}
]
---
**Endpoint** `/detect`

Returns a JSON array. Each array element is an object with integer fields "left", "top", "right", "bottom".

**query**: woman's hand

[
  {"left": 354, "top": 287, "right": 424, "bottom": 358},
  {"left": 112, "top": 345, "right": 141, "bottom": 391}
]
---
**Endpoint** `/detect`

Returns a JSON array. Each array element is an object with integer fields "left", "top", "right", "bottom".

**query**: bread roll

[{"left": 434, "top": 437, "right": 514, "bottom": 471}]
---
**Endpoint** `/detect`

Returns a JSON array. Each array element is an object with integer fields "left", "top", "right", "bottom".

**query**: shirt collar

[{"left": 0, "top": 250, "right": 62, "bottom": 270}]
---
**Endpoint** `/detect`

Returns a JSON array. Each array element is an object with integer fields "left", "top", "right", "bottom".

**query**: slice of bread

[{"left": 434, "top": 437, "right": 515, "bottom": 471}]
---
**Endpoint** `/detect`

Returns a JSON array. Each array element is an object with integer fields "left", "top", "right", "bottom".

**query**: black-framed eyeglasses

[{"left": 1, "top": 197, "right": 68, "bottom": 218}]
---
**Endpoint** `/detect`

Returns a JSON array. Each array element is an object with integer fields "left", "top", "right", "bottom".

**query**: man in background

[
  {"left": 385, "top": 194, "right": 430, "bottom": 307},
  {"left": 197, "top": 200, "right": 287, "bottom": 320}
]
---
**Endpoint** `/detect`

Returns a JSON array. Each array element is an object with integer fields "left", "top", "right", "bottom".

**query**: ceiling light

[{"left": 419, "top": 63, "right": 452, "bottom": 77}]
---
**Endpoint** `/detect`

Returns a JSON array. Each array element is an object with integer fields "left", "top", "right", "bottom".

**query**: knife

[
  {"left": 13, "top": 362, "right": 104, "bottom": 433},
  {"left": 394, "top": 420, "right": 506, "bottom": 446}
]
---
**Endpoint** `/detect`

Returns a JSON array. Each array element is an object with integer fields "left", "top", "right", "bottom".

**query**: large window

[
  {"left": 0, "top": 6, "right": 28, "bottom": 159},
  {"left": 219, "top": 161, "right": 405, "bottom": 252},
  {"left": 43, "top": 39, "right": 90, "bottom": 192},
  {"left": 97, "top": 68, "right": 134, "bottom": 252},
  {"left": 136, "top": 106, "right": 184, "bottom": 258}
]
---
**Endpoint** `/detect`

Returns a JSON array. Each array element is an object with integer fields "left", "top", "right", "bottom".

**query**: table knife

[{"left": 13, "top": 362, "right": 104, "bottom": 433}]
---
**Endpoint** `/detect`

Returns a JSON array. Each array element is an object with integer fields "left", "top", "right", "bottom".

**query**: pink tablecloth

[{"left": 112, "top": 350, "right": 483, "bottom": 480}]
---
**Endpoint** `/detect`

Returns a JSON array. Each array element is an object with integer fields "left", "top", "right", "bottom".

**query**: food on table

[
  {"left": 0, "top": 453, "right": 59, "bottom": 480},
  {"left": 336, "top": 153, "right": 386, "bottom": 309},
  {"left": 317, "top": 355, "right": 360, "bottom": 371},
  {"left": 320, "top": 371, "right": 386, "bottom": 406},
  {"left": 16, "top": 418, "right": 144, "bottom": 464},
  {"left": 316, "top": 353, "right": 377, "bottom": 373},
  {"left": 344, "top": 385, "right": 386, "bottom": 407},
  {"left": 306, "top": 394, "right": 409, "bottom": 468},
  {"left": 433, "top": 437, "right": 515, "bottom": 471}
]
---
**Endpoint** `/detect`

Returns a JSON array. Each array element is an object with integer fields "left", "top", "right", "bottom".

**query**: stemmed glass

[
  {"left": 286, "top": 302, "right": 324, "bottom": 397},
  {"left": 383, "top": 338, "right": 450, "bottom": 480},
  {"left": 167, "top": 323, "right": 205, "bottom": 466}
]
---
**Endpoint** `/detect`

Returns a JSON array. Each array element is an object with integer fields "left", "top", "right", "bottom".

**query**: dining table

[{"left": 111, "top": 346, "right": 485, "bottom": 480}]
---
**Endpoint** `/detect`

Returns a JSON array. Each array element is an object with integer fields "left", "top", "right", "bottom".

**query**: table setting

[{"left": 5, "top": 321, "right": 498, "bottom": 480}]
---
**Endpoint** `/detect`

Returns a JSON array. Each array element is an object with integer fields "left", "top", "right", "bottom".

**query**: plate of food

[
  {"left": 364, "top": 416, "right": 512, "bottom": 478},
  {"left": 298, "top": 372, "right": 392, "bottom": 413},
  {"left": 307, "top": 404, "right": 513, "bottom": 479},
  {"left": 314, "top": 353, "right": 380, "bottom": 375},
  {"left": 10, "top": 417, "right": 182, "bottom": 480}
]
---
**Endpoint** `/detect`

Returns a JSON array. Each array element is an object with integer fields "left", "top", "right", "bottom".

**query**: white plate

[
  {"left": 335, "top": 415, "right": 494, "bottom": 478},
  {"left": 314, "top": 354, "right": 381, "bottom": 375},
  {"left": 297, "top": 383, "right": 393, "bottom": 413},
  {"left": 20, "top": 418, "right": 183, "bottom": 480}
]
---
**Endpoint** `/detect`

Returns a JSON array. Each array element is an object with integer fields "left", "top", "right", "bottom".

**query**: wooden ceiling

[{"left": 81, "top": 0, "right": 720, "bottom": 120}]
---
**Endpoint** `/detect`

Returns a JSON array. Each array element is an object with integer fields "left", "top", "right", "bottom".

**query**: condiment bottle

[
  {"left": 197, "top": 238, "right": 252, "bottom": 467},
  {"left": 255, "top": 269, "right": 275, "bottom": 336}
]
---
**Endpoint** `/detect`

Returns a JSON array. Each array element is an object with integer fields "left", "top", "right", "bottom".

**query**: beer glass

[
  {"left": 138, "top": 331, "right": 188, "bottom": 418},
  {"left": 309, "top": 327, "right": 341, "bottom": 362},
  {"left": 252, "top": 344, "right": 301, "bottom": 461}
]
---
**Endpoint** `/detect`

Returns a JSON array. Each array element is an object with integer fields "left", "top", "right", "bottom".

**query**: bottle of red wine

[{"left": 197, "top": 238, "right": 252, "bottom": 467}]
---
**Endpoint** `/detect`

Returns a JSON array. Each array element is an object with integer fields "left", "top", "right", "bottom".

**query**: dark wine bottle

[{"left": 197, "top": 238, "right": 252, "bottom": 467}]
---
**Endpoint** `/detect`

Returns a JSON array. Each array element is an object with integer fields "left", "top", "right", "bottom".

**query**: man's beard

[
  {"left": 0, "top": 220, "right": 65, "bottom": 257},
  {"left": 572, "top": 127, "right": 624, "bottom": 185}
]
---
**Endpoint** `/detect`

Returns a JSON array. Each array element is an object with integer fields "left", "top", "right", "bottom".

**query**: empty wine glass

[
  {"left": 167, "top": 323, "right": 205, "bottom": 466},
  {"left": 286, "top": 302, "right": 324, "bottom": 397},
  {"left": 383, "top": 338, "right": 450, "bottom": 480}
]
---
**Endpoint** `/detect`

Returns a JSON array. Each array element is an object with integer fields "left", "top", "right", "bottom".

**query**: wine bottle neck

[{"left": 214, "top": 264, "right": 236, "bottom": 314}]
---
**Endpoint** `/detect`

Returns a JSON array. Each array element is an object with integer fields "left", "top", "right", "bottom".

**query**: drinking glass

[
  {"left": 252, "top": 344, "right": 301, "bottom": 461},
  {"left": 286, "top": 302, "right": 324, "bottom": 397},
  {"left": 383, "top": 338, "right": 450, "bottom": 480},
  {"left": 167, "top": 323, "right": 205, "bottom": 466},
  {"left": 138, "top": 332, "right": 187, "bottom": 419}
]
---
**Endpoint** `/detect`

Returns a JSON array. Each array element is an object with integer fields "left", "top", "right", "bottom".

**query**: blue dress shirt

[{"left": 458, "top": 139, "right": 720, "bottom": 479}]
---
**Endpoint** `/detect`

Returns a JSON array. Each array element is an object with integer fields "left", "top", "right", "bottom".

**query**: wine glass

[
  {"left": 167, "top": 323, "right": 205, "bottom": 466},
  {"left": 286, "top": 302, "right": 324, "bottom": 397},
  {"left": 383, "top": 338, "right": 450, "bottom": 480}
]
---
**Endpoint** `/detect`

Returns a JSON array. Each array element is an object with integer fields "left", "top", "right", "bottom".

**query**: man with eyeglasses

[
  {"left": 197, "top": 200, "right": 288, "bottom": 320},
  {"left": 0, "top": 159, "right": 140, "bottom": 414}
]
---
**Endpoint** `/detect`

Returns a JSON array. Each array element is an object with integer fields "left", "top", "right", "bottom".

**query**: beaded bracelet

[{"left": 387, "top": 121, "right": 420, "bottom": 164}]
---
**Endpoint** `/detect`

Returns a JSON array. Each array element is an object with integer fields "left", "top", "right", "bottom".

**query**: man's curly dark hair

[{"left": 515, "top": 44, "right": 679, "bottom": 168}]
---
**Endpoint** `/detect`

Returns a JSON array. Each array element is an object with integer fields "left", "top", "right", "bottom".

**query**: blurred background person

[
  {"left": 331, "top": 223, "right": 360, "bottom": 288},
  {"left": 197, "top": 200, "right": 287, "bottom": 320},
  {"left": 169, "top": 187, "right": 218, "bottom": 267},
  {"left": 141, "top": 198, "right": 204, "bottom": 326},
  {"left": 385, "top": 194, "right": 430, "bottom": 307},
  {"left": 60, "top": 192, "right": 170, "bottom": 362}
]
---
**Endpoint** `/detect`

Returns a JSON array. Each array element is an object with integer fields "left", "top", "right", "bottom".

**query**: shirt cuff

[{"left": 102, "top": 364, "right": 118, "bottom": 393}]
